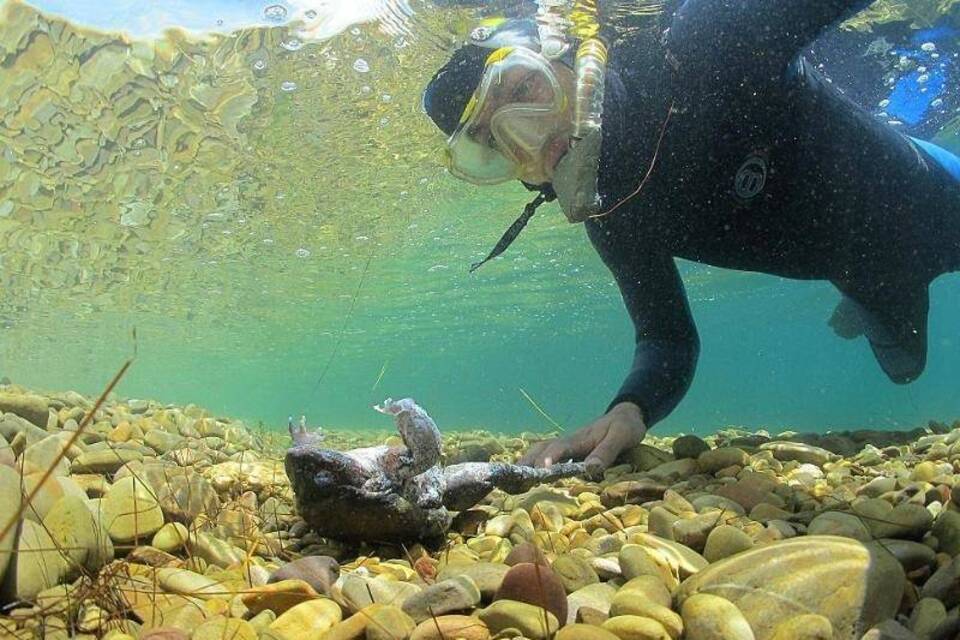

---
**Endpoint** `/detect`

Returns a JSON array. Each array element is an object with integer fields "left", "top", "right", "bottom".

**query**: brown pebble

[
  {"left": 494, "top": 562, "right": 568, "bottom": 624},
  {"left": 504, "top": 542, "right": 548, "bottom": 566}
]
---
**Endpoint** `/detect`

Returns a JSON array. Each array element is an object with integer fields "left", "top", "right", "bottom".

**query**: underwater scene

[{"left": 0, "top": 0, "right": 960, "bottom": 638}]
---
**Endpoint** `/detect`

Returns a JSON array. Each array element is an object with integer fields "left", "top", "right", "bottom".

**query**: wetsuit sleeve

[
  {"left": 667, "top": 0, "right": 877, "bottom": 87},
  {"left": 585, "top": 219, "right": 700, "bottom": 428}
]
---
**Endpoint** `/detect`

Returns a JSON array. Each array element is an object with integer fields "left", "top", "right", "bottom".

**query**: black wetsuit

[{"left": 590, "top": 0, "right": 960, "bottom": 427}]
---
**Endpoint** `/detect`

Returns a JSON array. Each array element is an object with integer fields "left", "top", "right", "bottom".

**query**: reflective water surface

[{"left": 1, "top": 0, "right": 958, "bottom": 432}]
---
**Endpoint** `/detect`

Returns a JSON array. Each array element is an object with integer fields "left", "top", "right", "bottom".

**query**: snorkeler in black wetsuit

[{"left": 422, "top": 1, "right": 960, "bottom": 469}]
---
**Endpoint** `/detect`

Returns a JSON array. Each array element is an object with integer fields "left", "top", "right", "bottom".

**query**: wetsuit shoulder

[
  {"left": 667, "top": 1, "right": 879, "bottom": 89},
  {"left": 585, "top": 216, "right": 699, "bottom": 427}
]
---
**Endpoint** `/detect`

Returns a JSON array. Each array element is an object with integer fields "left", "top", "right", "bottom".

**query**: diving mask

[{"left": 445, "top": 47, "right": 573, "bottom": 186}]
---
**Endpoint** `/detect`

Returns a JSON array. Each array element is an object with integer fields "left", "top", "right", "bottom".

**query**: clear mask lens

[{"left": 446, "top": 48, "right": 567, "bottom": 185}]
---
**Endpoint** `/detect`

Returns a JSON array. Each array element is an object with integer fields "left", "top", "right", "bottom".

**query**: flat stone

[
  {"left": 268, "top": 598, "right": 342, "bottom": 640},
  {"left": 618, "top": 576, "right": 671, "bottom": 609},
  {"left": 478, "top": 600, "right": 559, "bottom": 640},
  {"left": 437, "top": 562, "right": 508, "bottom": 601},
  {"left": 675, "top": 536, "right": 904, "bottom": 640},
  {"left": 628, "top": 533, "right": 708, "bottom": 579},
  {"left": 907, "top": 598, "right": 945, "bottom": 638},
  {"left": 366, "top": 604, "right": 417, "bottom": 640},
  {"left": 769, "top": 614, "right": 833, "bottom": 640},
  {"left": 193, "top": 617, "right": 257, "bottom": 640},
  {"left": 0, "top": 519, "right": 64, "bottom": 601},
  {"left": 602, "top": 615, "right": 671, "bottom": 640},
  {"left": 602, "top": 480, "right": 668, "bottom": 507},
  {"left": 931, "top": 509, "right": 960, "bottom": 556},
  {"left": 186, "top": 531, "right": 246, "bottom": 568},
  {"left": 608, "top": 598, "right": 682, "bottom": 639},
  {"left": 623, "top": 444, "right": 675, "bottom": 472},
  {"left": 556, "top": 624, "right": 622, "bottom": 640},
  {"left": 873, "top": 539, "right": 935, "bottom": 573},
  {"left": 403, "top": 576, "right": 481, "bottom": 622},
  {"left": 42, "top": 495, "right": 113, "bottom": 577},
  {"left": 0, "top": 394, "right": 50, "bottom": 428},
  {"left": 919, "top": 554, "right": 960, "bottom": 607},
  {"left": 681, "top": 594, "right": 754, "bottom": 640},
  {"left": 144, "top": 429, "right": 185, "bottom": 454},
  {"left": 101, "top": 476, "right": 164, "bottom": 543},
  {"left": 551, "top": 554, "right": 599, "bottom": 593},
  {"left": 703, "top": 525, "right": 754, "bottom": 563},
  {"left": 697, "top": 448, "right": 748, "bottom": 474},
  {"left": 759, "top": 442, "right": 835, "bottom": 466},
  {"left": 566, "top": 583, "right": 617, "bottom": 626},
  {"left": 807, "top": 511, "right": 871, "bottom": 541},
  {"left": 646, "top": 459, "right": 699, "bottom": 483},
  {"left": 410, "top": 615, "right": 490, "bottom": 640},
  {"left": 152, "top": 522, "right": 189, "bottom": 553},
  {"left": 72, "top": 449, "right": 143, "bottom": 474},
  {"left": 338, "top": 574, "right": 421, "bottom": 612},
  {"left": 0, "top": 465, "right": 23, "bottom": 588}
]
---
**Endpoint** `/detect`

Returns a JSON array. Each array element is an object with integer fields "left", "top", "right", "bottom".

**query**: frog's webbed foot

[{"left": 442, "top": 461, "right": 586, "bottom": 511}]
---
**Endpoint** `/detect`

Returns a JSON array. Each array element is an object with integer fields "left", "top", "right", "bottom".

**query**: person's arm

[
  {"left": 666, "top": 0, "right": 878, "bottom": 88},
  {"left": 585, "top": 217, "right": 700, "bottom": 428}
]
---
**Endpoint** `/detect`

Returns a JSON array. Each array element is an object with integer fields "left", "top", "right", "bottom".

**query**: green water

[{"left": 0, "top": 0, "right": 958, "bottom": 435}]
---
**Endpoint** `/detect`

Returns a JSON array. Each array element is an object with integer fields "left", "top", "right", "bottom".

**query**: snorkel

[{"left": 466, "top": 1, "right": 609, "bottom": 271}]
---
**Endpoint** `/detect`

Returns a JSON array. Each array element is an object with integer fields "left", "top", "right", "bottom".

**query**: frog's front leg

[{"left": 374, "top": 398, "right": 442, "bottom": 481}]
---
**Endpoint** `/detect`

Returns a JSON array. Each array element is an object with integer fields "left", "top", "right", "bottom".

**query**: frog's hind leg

[{"left": 442, "top": 461, "right": 585, "bottom": 511}]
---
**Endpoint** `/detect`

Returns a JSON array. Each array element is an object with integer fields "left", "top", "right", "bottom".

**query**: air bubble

[
  {"left": 281, "top": 38, "right": 302, "bottom": 51},
  {"left": 381, "top": 94, "right": 392, "bottom": 103},
  {"left": 918, "top": 74, "right": 930, "bottom": 84},
  {"left": 351, "top": 27, "right": 361, "bottom": 36},
  {"left": 921, "top": 42, "right": 937, "bottom": 52},
  {"left": 280, "top": 80, "right": 297, "bottom": 91},
  {"left": 305, "top": 9, "right": 317, "bottom": 19},
  {"left": 932, "top": 98, "right": 944, "bottom": 109},
  {"left": 353, "top": 58, "right": 370, "bottom": 73},
  {"left": 295, "top": 247, "right": 311, "bottom": 258},
  {"left": 879, "top": 99, "right": 890, "bottom": 108},
  {"left": 253, "top": 59, "right": 267, "bottom": 71},
  {"left": 360, "top": 85, "right": 372, "bottom": 95},
  {"left": 264, "top": 4, "right": 288, "bottom": 22}
]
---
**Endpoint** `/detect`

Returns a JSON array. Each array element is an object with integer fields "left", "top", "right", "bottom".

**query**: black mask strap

[{"left": 469, "top": 190, "right": 554, "bottom": 273}]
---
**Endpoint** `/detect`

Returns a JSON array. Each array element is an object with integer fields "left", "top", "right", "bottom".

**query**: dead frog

[{"left": 284, "top": 397, "right": 585, "bottom": 542}]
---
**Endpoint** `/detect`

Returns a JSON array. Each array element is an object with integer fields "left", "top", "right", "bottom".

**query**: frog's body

[{"left": 284, "top": 397, "right": 584, "bottom": 542}]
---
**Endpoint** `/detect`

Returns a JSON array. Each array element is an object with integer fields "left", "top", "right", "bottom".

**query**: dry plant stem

[{"left": 0, "top": 358, "right": 133, "bottom": 546}]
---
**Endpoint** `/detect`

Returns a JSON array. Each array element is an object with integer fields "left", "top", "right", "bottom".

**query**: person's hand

[{"left": 520, "top": 402, "right": 647, "bottom": 475}]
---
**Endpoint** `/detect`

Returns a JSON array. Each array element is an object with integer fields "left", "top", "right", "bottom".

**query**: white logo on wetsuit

[{"left": 734, "top": 155, "right": 767, "bottom": 200}]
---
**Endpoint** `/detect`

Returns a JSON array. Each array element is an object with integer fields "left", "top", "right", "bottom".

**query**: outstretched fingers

[{"left": 584, "top": 426, "right": 637, "bottom": 473}]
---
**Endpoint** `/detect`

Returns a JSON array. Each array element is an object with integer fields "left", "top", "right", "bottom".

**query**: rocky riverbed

[{"left": 0, "top": 384, "right": 959, "bottom": 640}]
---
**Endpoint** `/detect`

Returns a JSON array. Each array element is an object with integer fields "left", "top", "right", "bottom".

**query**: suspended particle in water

[
  {"left": 281, "top": 38, "right": 302, "bottom": 51},
  {"left": 280, "top": 80, "right": 297, "bottom": 91},
  {"left": 917, "top": 73, "right": 930, "bottom": 85},
  {"left": 359, "top": 85, "right": 372, "bottom": 95},
  {"left": 879, "top": 99, "right": 890, "bottom": 108},
  {"left": 381, "top": 93, "right": 392, "bottom": 103},
  {"left": 932, "top": 98, "right": 944, "bottom": 109},
  {"left": 379, "top": 117, "right": 390, "bottom": 126},
  {"left": 295, "top": 247, "right": 311, "bottom": 258},
  {"left": 921, "top": 42, "right": 937, "bottom": 52},
  {"left": 918, "top": 66, "right": 928, "bottom": 74},
  {"left": 253, "top": 59, "right": 267, "bottom": 71},
  {"left": 264, "top": 4, "right": 288, "bottom": 22},
  {"left": 305, "top": 9, "right": 317, "bottom": 19},
  {"left": 353, "top": 58, "right": 370, "bottom": 73},
  {"left": 217, "top": 18, "right": 224, "bottom": 26},
  {"left": 351, "top": 27, "right": 361, "bottom": 36}
]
